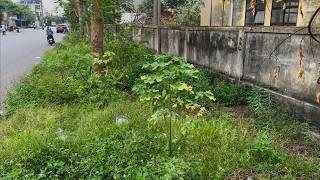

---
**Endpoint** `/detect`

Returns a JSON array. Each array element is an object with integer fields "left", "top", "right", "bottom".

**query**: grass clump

[{"left": 212, "top": 80, "right": 248, "bottom": 106}]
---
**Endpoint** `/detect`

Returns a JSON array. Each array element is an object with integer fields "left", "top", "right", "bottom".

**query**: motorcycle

[{"left": 47, "top": 36, "right": 55, "bottom": 46}]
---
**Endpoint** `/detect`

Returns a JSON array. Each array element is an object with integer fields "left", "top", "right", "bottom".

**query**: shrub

[
  {"left": 212, "top": 80, "right": 248, "bottom": 106},
  {"left": 133, "top": 54, "right": 215, "bottom": 156},
  {"left": 105, "top": 29, "right": 152, "bottom": 89},
  {"left": 133, "top": 54, "right": 215, "bottom": 113},
  {"left": 247, "top": 87, "right": 272, "bottom": 113}
]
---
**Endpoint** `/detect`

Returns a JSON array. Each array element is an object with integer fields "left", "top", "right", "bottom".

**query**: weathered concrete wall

[
  {"left": 134, "top": 25, "right": 320, "bottom": 125},
  {"left": 156, "top": 27, "right": 243, "bottom": 78},
  {"left": 243, "top": 33, "right": 320, "bottom": 105}
]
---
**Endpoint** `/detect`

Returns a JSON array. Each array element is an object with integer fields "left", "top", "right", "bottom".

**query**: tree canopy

[
  {"left": 56, "top": 0, "right": 121, "bottom": 31},
  {"left": 0, "top": 0, "right": 34, "bottom": 21}
]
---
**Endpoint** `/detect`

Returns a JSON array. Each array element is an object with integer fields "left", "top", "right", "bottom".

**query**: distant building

[
  {"left": 19, "top": 0, "right": 44, "bottom": 27},
  {"left": 200, "top": 0, "right": 320, "bottom": 27}
]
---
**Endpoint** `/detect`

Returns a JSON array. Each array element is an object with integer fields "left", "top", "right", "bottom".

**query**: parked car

[
  {"left": 56, "top": 24, "right": 68, "bottom": 33},
  {"left": 28, "top": 23, "right": 35, "bottom": 29}
]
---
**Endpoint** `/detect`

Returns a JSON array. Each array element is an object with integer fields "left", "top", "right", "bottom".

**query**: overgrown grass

[
  {"left": 1, "top": 31, "right": 320, "bottom": 179},
  {"left": 1, "top": 100, "right": 319, "bottom": 179}
]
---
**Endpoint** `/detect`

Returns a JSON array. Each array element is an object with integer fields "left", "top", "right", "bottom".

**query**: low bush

[
  {"left": 105, "top": 29, "right": 152, "bottom": 90},
  {"left": 247, "top": 88, "right": 272, "bottom": 113},
  {"left": 212, "top": 80, "right": 248, "bottom": 106}
]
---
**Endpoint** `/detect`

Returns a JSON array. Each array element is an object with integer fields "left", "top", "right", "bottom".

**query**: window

[
  {"left": 271, "top": 0, "right": 299, "bottom": 25},
  {"left": 245, "top": 0, "right": 266, "bottom": 25}
]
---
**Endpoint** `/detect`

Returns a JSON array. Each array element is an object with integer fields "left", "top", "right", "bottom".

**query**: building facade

[
  {"left": 200, "top": 0, "right": 320, "bottom": 27},
  {"left": 19, "top": 0, "right": 44, "bottom": 27}
]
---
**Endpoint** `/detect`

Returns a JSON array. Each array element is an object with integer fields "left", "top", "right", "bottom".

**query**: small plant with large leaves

[{"left": 133, "top": 54, "right": 215, "bottom": 156}]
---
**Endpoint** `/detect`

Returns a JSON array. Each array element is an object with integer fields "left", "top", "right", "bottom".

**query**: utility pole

[
  {"left": 40, "top": 0, "right": 44, "bottom": 26},
  {"left": 153, "top": 0, "right": 161, "bottom": 53},
  {"left": 153, "top": 0, "right": 160, "bottom": 25}
]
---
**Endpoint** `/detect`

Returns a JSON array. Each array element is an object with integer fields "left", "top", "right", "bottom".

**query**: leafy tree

[
  {"left": 45, "top": 16, "right": 65, "bottom": 26},
  {"left": 57, "top": 0, "right": 120, "bottom": 32},
  {"left": 174, "top": 0, "right": 201, "bottom": 26},
  {"left": 0, "top": 0, "right": 34, "bottom": 22},
  {"left": 57, "top": 0, "right": 121, "bottom": 74},
  {"left": 138, "top": 0, "right": 190, "bottom": 13},
  {"left": 119, "top": 0, "right": 134, "bottom": 12}
]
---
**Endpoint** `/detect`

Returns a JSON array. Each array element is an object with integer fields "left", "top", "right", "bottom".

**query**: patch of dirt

[
  {"left": 225, "top": 105, "right": 251, "bottom": 119},
  {"left": 225, "top": 171, "right": 257, "bottom": 180},
  {"left": 284, "top": 143, "right": 310, "bottom": 156}
]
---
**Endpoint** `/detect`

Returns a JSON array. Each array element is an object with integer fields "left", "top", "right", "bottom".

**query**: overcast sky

[{"left": 42, "top": 0, "right": 59, "bottom": 14}]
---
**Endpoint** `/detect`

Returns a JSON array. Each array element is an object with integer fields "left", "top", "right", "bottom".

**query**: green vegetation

[
  {"left": 174, "top": 0, "right": 201, "bottom": 26},
  {"left": 0, "top": 0, "right": 34, "bottom": 22},
  {"left": 1, "top": 31, "right": 320, "bottom": 179},
  {"left": 247, "top": 87, "right": 272, "bottom": 113},
  {"left": 44, "top": 16, "right": 66, "bottom": 26},
  {"left": 133, "top": 54, "right": 215, "bottom": 156},
  {"left": 212, "top": 80, "right": 248, "bottom": 106}
]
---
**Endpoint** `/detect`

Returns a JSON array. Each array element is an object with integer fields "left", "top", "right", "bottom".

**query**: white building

[{"left": 19, "top": 0, "right": 44, "bottom": 27}]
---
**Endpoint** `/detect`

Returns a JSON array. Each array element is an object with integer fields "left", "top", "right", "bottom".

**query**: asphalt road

[{"left": 0, "top": 28, "right": 64, "bottom": 105}]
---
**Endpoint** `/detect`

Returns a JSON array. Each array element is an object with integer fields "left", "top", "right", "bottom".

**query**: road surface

[{"left": 0, "top": 28, "right": 64, "bottom": 105}]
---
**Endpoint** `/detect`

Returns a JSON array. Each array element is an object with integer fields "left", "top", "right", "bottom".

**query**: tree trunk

[
  {"left": 91, "top": 0, "right": 104, "bottom": 74},
  {"left": 74, "top": 0, "right": 81, "bottom": 31},
  {"left": 75, "top": 0, "right": 87, "bottom": 35}
]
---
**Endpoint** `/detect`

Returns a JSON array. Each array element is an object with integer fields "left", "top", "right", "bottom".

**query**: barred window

[
  {"left": 271, "top": 0, "right": 299, "bottom": 25},
  {"left": 245, "top": 0, "right": 266, "bottom": 25}
]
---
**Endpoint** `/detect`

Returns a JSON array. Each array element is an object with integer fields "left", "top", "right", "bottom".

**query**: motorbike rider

[
  {"left": 46, "top": 26, "right": 55, "bottom": 41},
  {"left": 1, "top": 24, "right": 6, "bottom": 35}
]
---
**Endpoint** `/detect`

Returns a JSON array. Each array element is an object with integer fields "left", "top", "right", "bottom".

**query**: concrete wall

[{"left": 134, "top": 25, "right": 320, "bottom": 125}]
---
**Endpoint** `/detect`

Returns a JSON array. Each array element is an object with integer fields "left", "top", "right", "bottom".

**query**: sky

[{"left": 43, "top": 0, "right": 57, "bottom": 14}]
